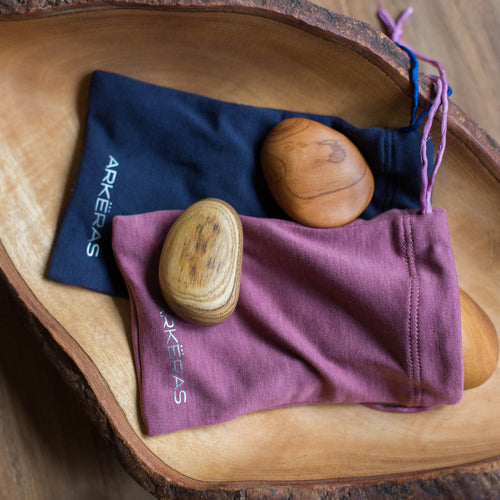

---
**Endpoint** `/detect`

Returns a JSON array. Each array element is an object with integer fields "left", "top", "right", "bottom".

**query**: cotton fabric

[{"left": 112, "top": 208, "right": 463, "bottom": 436}]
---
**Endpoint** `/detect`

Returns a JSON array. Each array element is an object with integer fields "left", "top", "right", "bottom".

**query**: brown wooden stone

[
  {"left": 159, "top": 198, "right": 243, "bottom": 326},
  {"left": 461, "top": 289, "right": 499, "bottom": 390},
  {"left": 261, "top": 117, "right": 374, "bottom": 227}
]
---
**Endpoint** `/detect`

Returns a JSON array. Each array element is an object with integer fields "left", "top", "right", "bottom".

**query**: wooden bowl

[{"left": 1, "top": 0, "right": 499, "bottom": 497}]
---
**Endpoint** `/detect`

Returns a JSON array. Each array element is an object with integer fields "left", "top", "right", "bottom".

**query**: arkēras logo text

[
  {"left": 86, "top": 155, "right": 119, "bottom": 258},
  {"left": 160, "top": 310, "right": 187, "bottom": 404}
]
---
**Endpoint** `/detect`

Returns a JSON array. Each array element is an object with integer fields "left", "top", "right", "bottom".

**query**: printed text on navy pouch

[{"left": 86, "top": 155, "right": 119, "bottom": 258}]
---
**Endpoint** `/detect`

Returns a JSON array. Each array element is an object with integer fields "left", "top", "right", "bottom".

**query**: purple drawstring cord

[
  {"left": 366, "top": 7, "right": 450, "bottom": 415},
  {"left": 365, "top": 403, "right": 435, "bottom": 413},
  {"left": 379, "top": 6, "right": 449, "bottom": 214}
]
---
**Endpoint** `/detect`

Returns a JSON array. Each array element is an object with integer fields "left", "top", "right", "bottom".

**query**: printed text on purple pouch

[
  {"left": 86, "top": 155, "right": 119, "bottom": 258},
  {"left": 160, "top": 309, "right": 187, "bottom": 404}
]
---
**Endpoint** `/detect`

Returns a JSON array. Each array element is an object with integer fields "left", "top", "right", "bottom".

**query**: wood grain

[
  {"left": 261, "top": 117, "right": 374, "bottom": 227},
  {"left": 159, "top": 199, "right": 243, "bottom": 326},
  {"left": 0, "top": 1, "right": 498, "bottom": 499},
  {"left": 461, "top": 289, "right": 499, "bottom": 390}
]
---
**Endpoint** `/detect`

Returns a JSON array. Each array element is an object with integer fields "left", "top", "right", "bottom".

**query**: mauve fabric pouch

[
  {"left": 48, "top": 70, "right": 433, "bottom": 296},
  {"left": 112, "top": 208, "right": 463, "bottom": 436}
]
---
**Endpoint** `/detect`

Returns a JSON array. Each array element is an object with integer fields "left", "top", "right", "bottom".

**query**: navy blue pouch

[{"left": 48, "top": 70, "right": 432, "bottom": 296}]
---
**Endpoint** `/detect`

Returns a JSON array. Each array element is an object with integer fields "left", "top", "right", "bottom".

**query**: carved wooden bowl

[{"left": 1, "top": 0, "right": 499, "bottom": 497}]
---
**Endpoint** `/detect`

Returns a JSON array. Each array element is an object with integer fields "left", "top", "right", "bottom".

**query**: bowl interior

[{"left": 1, "top": 8, "right": 499, "bottom": 484}]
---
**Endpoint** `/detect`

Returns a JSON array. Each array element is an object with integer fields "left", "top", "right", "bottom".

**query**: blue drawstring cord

[{"left": 398, "top": 43, "right": 453, "bottom": 133}]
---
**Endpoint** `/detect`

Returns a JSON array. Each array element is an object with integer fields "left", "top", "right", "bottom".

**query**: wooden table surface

[{"left": 1, "top": 1, "right": 498, "bottom": 498}]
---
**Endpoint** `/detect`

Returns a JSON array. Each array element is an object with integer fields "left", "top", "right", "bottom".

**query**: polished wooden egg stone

[
  {"left": 461, "top": 289, "right": 499, "bottom": 389},
  {"left": 261, "top": 117, "right": 374, "bottom": 228},
  {"left": 159, "top": 198, "right": 243, "bottom": 326}
]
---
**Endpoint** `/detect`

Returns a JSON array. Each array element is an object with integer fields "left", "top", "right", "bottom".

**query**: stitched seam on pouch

[
  {"left": 408, "top": 216, "right": 422, "bottom": 406},
  {"left": 401, "top": 213, "right": 416, "bottom": 405}
]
